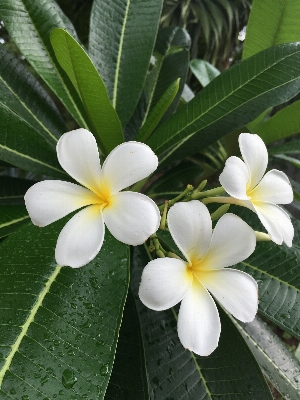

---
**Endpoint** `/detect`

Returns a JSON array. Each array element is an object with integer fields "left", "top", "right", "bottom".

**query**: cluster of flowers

[{"left": 25, "top": 129, "right": 293, "bottom": 356}]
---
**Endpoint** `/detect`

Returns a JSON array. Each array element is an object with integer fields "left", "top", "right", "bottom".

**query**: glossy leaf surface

[
  {"left": 0, "top": 105, "right": 66, "bottom": 179},
  {"left": 131, "top": 245, "right": 272, "bottom": 400},
  {"left": 136, "top": 79, "right": 180, "bottom": 142},
  {"left": 236, "top": 316, "right": 300, "bottom": 400},
  {"left": 0, "top": 45, "right": 65, "bottom": 147},
  {"left": 228, "top": 207, "right": 300, "bottom": 341},
  {"left": 0, "top": 0, "right": 88, "bottom": 127},
  {"left": 105, "top": 290, "right": 149, "bottom": 400},
  {"left": 89, "top": 0, "right": 163, "bottom": 126},
  {"left": 51, "top": 29, "right": 123, "bottom": 155},
  {"left": 147, "top": 42, "right": 300, "bottom": 168},
  {"left": 0, "top": 220, "right": 129, "bottom": 399}
]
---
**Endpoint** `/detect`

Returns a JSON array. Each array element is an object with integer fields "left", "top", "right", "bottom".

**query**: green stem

[
  {"left": 158, "top": 184, "right": 193, "bottom": 211},
  {"left": 189, "top": 186, "right": 225, "bottom": 200},
  {"left": 202, "top": 196, "right": 240, "bottom": 205}
]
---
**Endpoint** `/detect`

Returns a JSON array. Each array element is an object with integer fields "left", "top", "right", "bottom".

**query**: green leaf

[
  {"left": 269, "top": 140, "right": 300, "bottom": 155},
  {"left": 243, "top": 0, "right": 300, "bottom": 132},
  {"left": 136, "top": 79, "right": 180, "bottom": 142},
  {"left": 150, "top": 27, "right": 190, "bottom": 122},
  {"left": 131, "top": 246, "right": 272, "bottom": 400},
  {"left": 89, "top": 0, "right": 163, "bottom": 127},
  {"left": 146, "top": 42, "right": 300, "bottom": 168},
  {"left": 243, "top": 0, "right": 300, "bottom": 59},
  {"left": 0, "top": 0, "right": 88, "bottom": 128},
  {"left": 0, "top": 205, "right": 29, "bottom": 238},
  {"left": 235, "top": 316, "right": 300, "bottom": 400},
  {"left": 228, "top": 206, "right": 300, "bottom": 341},
  {"left": 0, "top": 46, "right": 65, "bottom": 148},
  {"left": 146, "top": 161, "right": 203, "bottom": 199},
  {"left": 0, "top": 176, "right": 33, "bottom": 204},
  {"left": 124, "top": 27, "right": 190, "bottom": 141},
  {"left": 0, "top": 220, "right": 129, "bottom": 398},
  {"left": 0, "top": 104, "right": 66, "bottom": 178},
  {"left": 105, "top": 290, "right": 149, "bottom": 400},
  {"left": 273, "top": 154, "right": 300, "bottom": 169},
  {"left": 254, "top": 100, "right": 300, "bottom": 143},
  {"left": 190, "top": 59, "right": 220, "bottom": 87},
  {"left": 50, "top": 29, "right": 123, "bottom": 156}
]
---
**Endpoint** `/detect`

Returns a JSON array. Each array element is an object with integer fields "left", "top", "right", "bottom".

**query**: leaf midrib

[
  {"left": 0, "top": 264, "right": 61, "bottom": 386},
  {"left": 155, "top": 47, "right": 300, "bottom": 163},
  {"left": 242, "top": 260, "right": 300, "bottom": 292},
  {"left": 234, "top": 319, "right": 300, "bottom": 393},
  {"left": 171, "top": 308, "right": 213, "bottom": 400},
  {"left": 0, "top": 76, "right": 58, "bottom": 145},
  {"left": 3, "top": 0, "right": 88, "bottom": 129},
  {"left": 112, "top": 0, "right": 131, "bottom": 108}
]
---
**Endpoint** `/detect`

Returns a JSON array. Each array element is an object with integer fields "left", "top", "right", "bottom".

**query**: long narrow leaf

[
  {"left": 89, "top": 0, "right": 163, "bottom": 127},
  {"left": 51, "top": 29, "right": 123, "bottom": 156},
  {"left": 146, "top": 42, "right": 300, "bottom": 168},
  {"left": 0, "top": 0, "right": 88, "bottom": 128},
  {"left": 0, "top": 220, "right": 129, "bottom": 398},
  {"left": 235, "top": 316, "right": 300, "bottom": 400},
  {"left": 0, "top": 105, "right": 65, "bottom": 178},
  {"left": 0, "top": 46, "right": 65, "bottom": 147},
  {"left": 136, "top": 79, "right": 180, "bottom": 142},
  {"left": 229, "top": 206, "right": 300, "bottom": 342},
  {"left": 105, "top": 290, "right": 150, "bottom": 399}
]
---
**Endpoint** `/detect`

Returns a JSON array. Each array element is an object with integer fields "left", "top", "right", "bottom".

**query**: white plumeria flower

[
  {"left": 139, "top": 201, "right": 258, "bottom": 356},
  {"left": 25, "top": 129, "right": 160, "bottom": 268},
  {"left": 219, "top": 133, "right": 293, "bottom": 247}
]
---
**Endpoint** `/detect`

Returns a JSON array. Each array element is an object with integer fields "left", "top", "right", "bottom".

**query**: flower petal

[
  {"left": 239, "top": 133, "right": 268, "bottom": 191},
  {"left": 250, "top": 169, "right": 293, "bottom": 204},
  {"left": 24, "top": 180, "right": 99, "bottom": 227},
  {"left": 167, "top": 201, "right": 212, "bottom": 263},
  {"left": 101, "top": 142, "right": 158, "bottom": 194},
  {"left": 177, "top": 279, "right": 220, "bottom": 356},
  {"left": 55, "top": 205, "right": 105, "bottom": 268},
  {"left": 200, "top": 213, "right": 256, "bottom": 270},
  {"left": 252, "top": 202, "right": 294, "bottom": 247},
  {"left": 200, "top": 269, "right": 258, "bottom": 322},
  {"left": 57, "top": 129, "right": 102, "bottom": 194},
  {"left": 139, "top": 258, "right": 192, "bottom": 311},
  {"left": 219, "top": 156, "right": 250, "bottom": 200},
  {"left": 103, "top": 191, "right": 160, "bottom": 245}
]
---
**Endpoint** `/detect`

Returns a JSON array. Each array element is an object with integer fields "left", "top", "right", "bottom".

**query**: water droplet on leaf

[{"left": 62, "top": 369, "right": 77, "bottom": 388}]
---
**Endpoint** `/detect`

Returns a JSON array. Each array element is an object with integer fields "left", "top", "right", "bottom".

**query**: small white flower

[
  {"left": 25, "top": 129, "right": 160, "bottom": 268},
  {"left": 219, "top": 133, "right": 294, "bottom": 247},
  {"left": 139, "top": 201, "right": 258, "bottom": 356}
]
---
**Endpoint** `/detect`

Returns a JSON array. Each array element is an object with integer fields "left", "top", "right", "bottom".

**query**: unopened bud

[
  {"left": 255, "top": 231, "right": 271, "bottom": 242},
  {"left": 210, "top": 204, "right": 230, "bottom": 221}
]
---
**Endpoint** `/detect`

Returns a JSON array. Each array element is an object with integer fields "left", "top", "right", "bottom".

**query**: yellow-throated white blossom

[
  {"left": 219, "top": 133, "right": 293, "bottom": 246},
  {"left": 25, "top": 129, "right": 160, "bottom": 268},
  {"left": 139, "top": 201, "right": 258, "bottom": 356}
]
